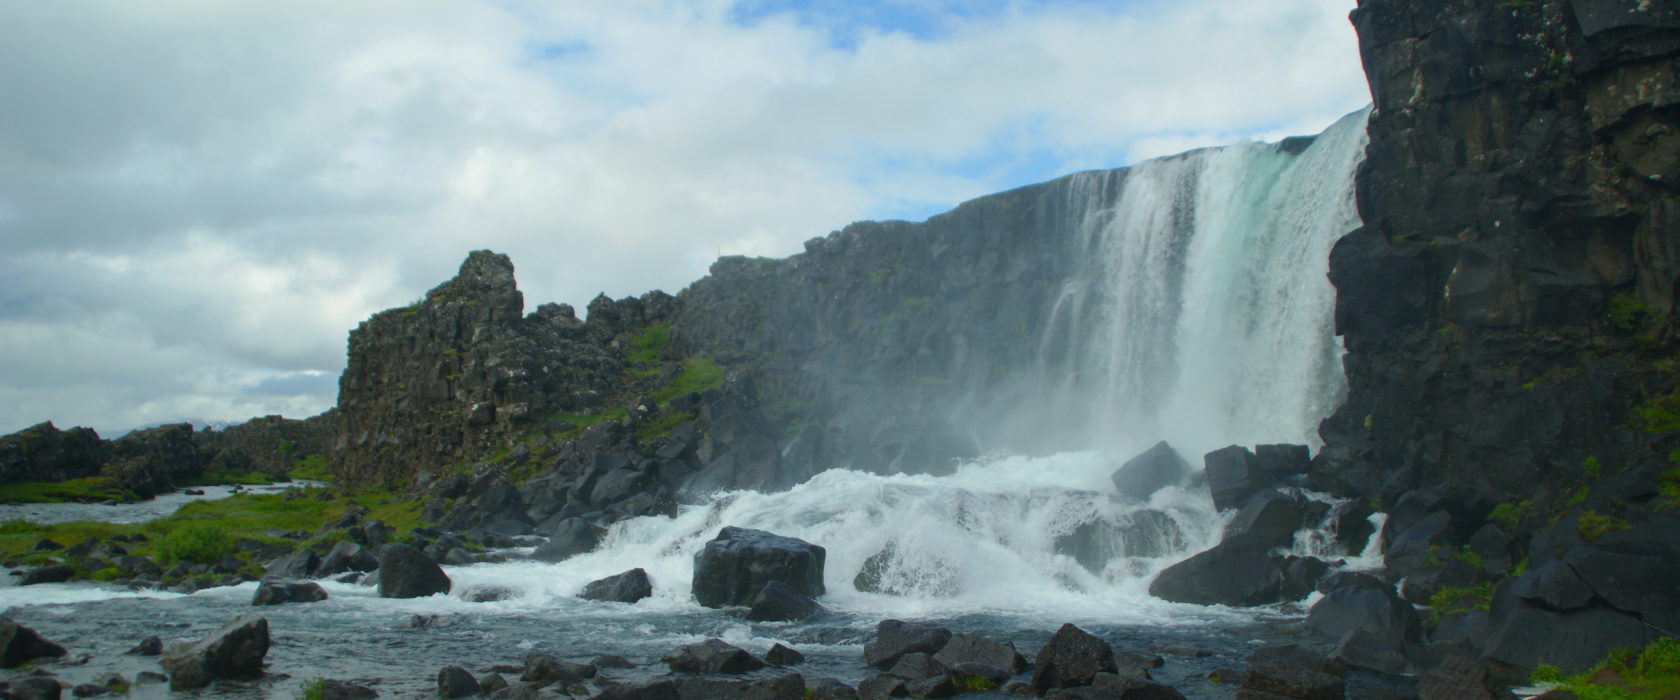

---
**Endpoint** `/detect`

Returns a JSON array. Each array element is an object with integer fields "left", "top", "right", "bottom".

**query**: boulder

[
  {"left": 662, "top": 638, "right": 766, "bottom": 674},
  {"left": 809, "top": 677, "right": 858, "bottom": 700},
  {"left": 251, "top": 581, "right": 328, "bottom": 605},
  {"left": 0, "top": 619, "right": 68, "bottom": 668},
  {"left": 529, "top": 518, "right": 599, "bottom": 563},
  {"left": 1054, "top": 510, "right": 1186, "bottom": 573},
  {"left": 520, "top": 652, "right": 593, "bottom": 685},
  {"left": 318, "top": 680, "right": 377, "bottom": 700},
  {"left": 1482, "top": 597, "right": 1649, "bottom": 674},
  {"left": 1240, "top": 645, "right": 1344, "bottom": 700},
  {"left": 8, "top": 677, "right": 63, "bottom": 700},
  {"left": 1203, "top": 445, "right": 1267, "bottom": 512},
  {"left": 864, "top": 619, "right": 951, "bottom": 669},
  {"left": 1399, "top": 559, "right": 1479, "bottom": 606},
  {"left": 264, "top": 550, "right": 319, "bottom": 580},
  {"left": 376, "top": 543, "right": 450, "bottom": 598},
  {"left": 461, "top": 584, "right": 521, "bottom": 602},
  {"left": 1306, "top": 585, "right": 1421, "bottom": 647},
  {"left": 766, "top": 643, "right": 805, "bottom": 666},
  {"left": 852, "top": 540, "right": 961, "bottom": 596},
  {"left": 1254, "top": 444, "right": 1311, "bottom": 477},
  {"left": 580, "top": 568, "right": 653, "bottom": 604},
  {"left": 158, "top": 614, "right": 270, "bottom": 690},
  {"left": 126, "top": 636, "right": 163, "bottom": 656},
  {"left": 438, "top": 665, "right": 480, "bottom": 698},
  {"left": 691, "top": 526, "right": 825, "bottom": 608},
  {"left": 1147, "top": 534, "right": 1282, "bottom": 606},
  {"left": 20, "top": 565, "right": 74, "bottom": 586},
  {"left": 599, "top": 673, "right": 805, "bottom": 700},
  {"left": 1327, "top": 499, "right": 1377, "bottom": 556},
  {"left": 1564, "top": 537, "right": 1680, "bottom": 634},
  {"left": 746, "top": 580, "right": 824, "bottom": 622},
  {"left": 932, "top": 633, "right": 1028, "bottom": 675},
  {"left": 887, "top": 651, "right": 948, "bottom": 681},
  {"left": 857, "top": 674, "right": 906, "bottom": 700},
  {"left": 948, "top": 661, "right": 1011, "bottom": 688},
  {"left": 1031, "top": 623, "right": 1117, "bottom": 693},
  {"left": 1110, "top": 441, "right": 1191, "bottom": 500},
  {"left": 1384, "top": 510, "right": 1453, "bottom": 574},
  {"left": 1222, "top": 490, "right": 1306, "bottom": 549},
  {"left": 316, "top": 541, "right": 379, "bottom": 577},
  {"left": 1279, "top": 556, "right": 1333, "bottom": 601}
]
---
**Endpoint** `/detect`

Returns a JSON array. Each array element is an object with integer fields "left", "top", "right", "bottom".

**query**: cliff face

[
  {"left": 195, "top": 413, "right": 335, "bottom": 477},
  {"left": 0, "top": 422, "right": 107, "bottom": 484},
  {"left": 331, "top": 251, "right": 676, "bottom": 487},
  {"left": 674, "top": 178, "right": 1097, "bottom": 481},
  {"left": 1317, "top": 0, "right": 1679, "bottom": 513}
]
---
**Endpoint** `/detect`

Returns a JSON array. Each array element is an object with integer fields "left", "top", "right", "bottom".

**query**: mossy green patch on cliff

[
  {"left": 1489, "top": 500, "right": 1532, "bottom": 531},
  {"left": 0, "top": 476, "right": 133, "bottom": 504},
  {"left": 652, "top": 358, "right": 725, "bottom": 403},
  {"left": 1629, "top": 391, "right": 1680, "bottom": 434},
  {"left": 635, "top": 410, "right": 694, "bottom": 442},
  {"left": 1428, "top": 581, "right": 1495, "bottom": 620},
  {"left": 1576, "top": 510, "right": 1630, "bottom": 541},
  {"left": 290, "top": 454, "right": 331, "bottom": 481},
  {"left": 626, "top": 323, "right": 672, "bottom": 365},
  {"left": 1531, "top": 637, "right": 1680, "bottom": 699}
]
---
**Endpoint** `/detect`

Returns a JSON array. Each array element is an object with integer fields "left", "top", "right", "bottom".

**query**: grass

[
  {"left": 299, "top": 678, "right": 325, "bottom": 700},
  {"left": 0, "top": 476, "right": 133, "bottom": 504},
  {"left": 635, "top": 411, "right": 694, "bottom": 442},
  {"left": 626, "top": 323, "right": 672, "bottom": 365},
  {"left": 290, "top": 454, "right": 331, "bottom": 481},
  {"left": 1429, "top": 582, "right": 1495, "bottom": 616},
  {"left": 1532, "top": 637, "right": 1680, "bottom": 699},
  {"left": 651, "top": 358, "right": 725, "bottom": 404},
  {"left": 156, "top": 523, "right": 236, "bottom": 565}
]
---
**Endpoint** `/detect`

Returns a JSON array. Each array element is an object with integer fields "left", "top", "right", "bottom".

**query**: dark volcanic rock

[
  {"left": 691, "top": 526, "right": 825, "bottom": 608},
  {"left": 531, "top": 518, "right": 599, "bottom": 563},
  {"left": 264, "top": 550, "right": 319, "bottom": 580},
  {"left": 438, "top": 665, "right": 480, "bottom": 698},
  {"left": 1031, "top": 623, "right": 1117, "bottom": 693},
  {"left": 158, "top": 614, "right": 270, "bottom": 690},
  {"left": 932, "top": 633, "right": 1028, "bottom": 675},
  {"left": 251, "top": 580, "right": 328, "bottom": 605},
  {"left": 0, "top": 619, "right": 68, "bottom": 668},
  {"left": 318, "top": 680, "right": 378, "bottom": 700},
  {"left": 864, "top": 619, "right": 952, "bottom": 669},
  {"left": 1241, "top": 645, "right": 1343, "bottom": 700},
  {"left": 1203, "top": 445, "right": 1267, "bottom": 512},
  {"left": 580, "top": 568, "right": 653, "bottom": 604},
  {"left": 126, "top": 636, "right": 163, "bottom": 656},
  {"left": 766, "top": 643, "right": 805, "bottom": 666},
  {"left": 19, "top": 565, "right": 74, "bottom": 586},
  {"left": 0, "top": 422, "right": 106, "bottom": 484},
  {"left": 1147, "top": 534, "right": 1282, "bottom": 606},
  {"left": 662, "top": 638, "right": 767, "bottom": 674},
  {"left": 316, "top": 541, "right": 379, "bottom": 577},
  {"left": 1110, "top": 441, "right": 1191, "bottom": 500},
  {"left": 376, "top": 543, "right": 450, "bottom": 598},
  {"left": 747, "top": 580, "right": 825, "bottom": 622},
  {"left": 1222, "top": 490, "right": 1306, "bottom": 549}
]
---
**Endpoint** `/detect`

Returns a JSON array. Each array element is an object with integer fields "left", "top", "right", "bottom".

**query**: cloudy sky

[{"left": 0, "top": 0, "right": 1370, "bottom": 436}]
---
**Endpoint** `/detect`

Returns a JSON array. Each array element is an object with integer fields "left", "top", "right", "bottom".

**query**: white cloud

[{"left": 0, "top": 0, "right": 1369, "bottom": 434}]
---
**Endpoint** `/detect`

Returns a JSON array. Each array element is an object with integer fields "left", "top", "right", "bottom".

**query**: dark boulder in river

[
  {"left": 746, "top": 580, "right": 824, "bottom": 622},
  {"left": 0, "top": 619, "right": 67, "bottom": 668},
  {"left": 691, "top": 526, "right": 825, "bottom": 608},
  {"left": 1147, "top": 534, "right": 1282, "bottom": 606},
  {"left": 251, "top": 580, "right": 328, "bottom": 606},
  {"left": 1110, "top": 440, "right": 1190, "bottom": 501},
  {"left": 376, "top": 543, "right": 450, "bottom": 598},
  {"left": 579, "top": 568, "right": 653, "bottom": 604},
  {"left": 158, "top": 614, "right": 269, "bottom": 690}
]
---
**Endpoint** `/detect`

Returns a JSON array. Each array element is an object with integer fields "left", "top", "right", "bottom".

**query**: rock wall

[
  {"left": 195, "top": 413, "right": 335, "bottom": 477},
  {"left": 1316, "top": 0, "right": 1679, "bottom": 515},
  {"left": 331, "top": 251, "right": 676, "bottom": 487},
  {"left": 0, "top": 422, "right": 108, "bottom": 484}
]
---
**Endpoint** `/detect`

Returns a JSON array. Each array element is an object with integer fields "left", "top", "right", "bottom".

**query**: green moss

[
  {"left": 1489, "top": 500, "right": 1532, "bottom": 531},
  {"left": 290, "top": 454, "right": 331, "bottom": 481},
  {"left": 0, "top": 476, "right": 132, "bottom": 504},
  {"left": 626, "top": 323, "right": 672, "bottom": 365},
  {"left": 1630, "top": 391, "right": 1680, "bottom": 434},
  {"left": 299, "top": 677, "right": 326, "bottom": 700},
  {"left": 1523, "top": 379, "right": 1540, "bottom": 391},
  {"left": 951, "top": 674, "right": 997, "bottom": 693},
  {"left": 1530, "top": 637, "right": 1680, "bottom": 699},
  {"left": 1584, "top": 455, "right": 1604, "bottom": 480},
  {"left": 636, "top": 411, "right": 694, "bottom": 442},
  {"left": 1428, "top": 582, "right": 1495, "bottom": 616},
  {"left": 1363, "top": 414, "right": 1374, "bottom": 430},
  {"left": 88, "top": 566, "right": 127, "bottom": 581},
  {"left": 652, "top": 358, "right": 726, "bottom": 404},
  {"left": 1453, "top": 545, "right": 1484, "bottom": 570},
  {"left": 1577, "top": 511, "right": 1630, "bottom": 542}
]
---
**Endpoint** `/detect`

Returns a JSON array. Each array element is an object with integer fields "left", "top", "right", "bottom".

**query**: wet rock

[
  {"left": 1110, "top": 441, "right": 1191, "bottom": 501},
  {"left": 477, "top": 672, "right": 508, "bottom": 695},
  {"left": 1306, "top": 584, "right": 1422, "bottom": 673},
  {"left": 580, "top": 568, "right": 653, "bottom": 604},
  {"left": 809, "top": 677, "right": 859, "bottom": 700},
  {"left": 377, "top": 543, "right": 450, "bottom": 598},
  {"left": 1384, "top": 510, "right": 1453, "bottom": 574},
  {"left": 20, "top": 566, "right": 74, "bottom": 586},
  {"left": 439, "top": 665, "right": 480, "bottom": 698},
  {"left": 1053, "top": 510, "right": 1186, "bottom": 574},
  {"left": 853, "top": 541, "right": 962, "bottom": 597},
  {"left": 904, "top": 673, "right": 956, "bottom": 698},
  {"left": 7, "top": 677, "right": 64, "bottom": 700},
  {"left": 1399, "top": 559, "right": 1479, "bottom": 606},
  {"left": 1222, "top": 490, "right": 1306, "bottom": 549},
  {"left": 766, "top": 643, "right": 805, "bottom": 666},
  {"left": 319, "top": 680, "right": 378, "bottom": 700},
  {"left": 0, "top": 619, "right": 68, "bottom": 668},
  {"left": 521, "top": 652, "right": 586, "bottom": 685},
  {"left": 747, "top": 580, "right": 824, "bottom": 622},
  {"left": 316, "top": 541, "right": 380, "bottom": 577},
  {"left": 662, "top": 638, "right": 766, "bottom": 674},
  {"left": 251, "top": 580, "right": 328, "bottom": 605},
  {"left": 932, "top": 633, "right": 1028, "bottom": 675},
  {"left": 948, "top": 661, "right": 1010, "bottom": 688},
  {"left": 264, "top": 550, "right": 319, "bottom": 580},
  {"left": 691, "top": 527, "right": 825, "bottom": 608},
  {"left": 1204, "top": 445, "right": 1268, "bottom": 512},
  {"left": 1482, "top": 599, "right": 1649, "bottom": 674},
  {"left": 888, "top": 652, "right": 948, "bottom": 681},
  {"left": 158, "top": 614, "right": 270, "bottom": 690},
  {"left": 1147, "top": 534, "right": 1282, "bottom": 606},
  {"left": 1241, "top": 645, "right": 1344, "bottom": 700},
  {"left": 592, "top": 654, "right": 635, "bottom": 669},
  {"left": 1031, "top": 623, "right": 1117, "bottom": 693},
  {"left": 461, "top": 584, "right": 521, "bottom": 602},
  {"left": 1279, "top": 556, "right": 1333, "bottom": 601},
  {"left": 857, "top": 674, "right": 907, "bottom": 700},
  {"left": 126, "top": 635, "right": 163, "bottom": 656},
  {"left": 530, "top": 518, "right": 599, "bottom": 563},
  {"left": 1327, "top": 499, "right": 1376, "bottom": 556},
  {"left": 864, "top": 619, "right": 952, "bottom": 669},
  {"left": 1254, "top": 444, "right": 1310, "bottom": 477}
]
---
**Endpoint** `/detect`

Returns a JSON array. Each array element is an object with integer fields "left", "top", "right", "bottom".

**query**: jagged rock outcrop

[
  {"left": 332, "top": 250, "right": 676, "bottom": 487},
  {"left": 103, "top": 423, "right": 207, "bottom": 498},
  {"left": 195, "top": 413, "right": 333, "bottom": 478},
  {"left": 0, "top": 422, "right": 107, "bottom": 484}
]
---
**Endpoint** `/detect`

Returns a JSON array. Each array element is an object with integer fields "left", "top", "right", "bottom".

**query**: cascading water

[{"left": 0, "top": 108, "right": 1373, "bottom": 698}]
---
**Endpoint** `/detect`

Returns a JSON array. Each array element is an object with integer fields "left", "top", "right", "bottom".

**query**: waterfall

[{"left": 1039, "top": 108, "right": 1369, "bottom": 458}]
